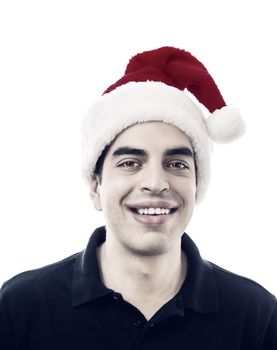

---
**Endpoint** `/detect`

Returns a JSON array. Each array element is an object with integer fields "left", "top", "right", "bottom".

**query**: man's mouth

[
  {"left": 127, "top": 202, "right": 178, "bottom": 225},
  {"left": 129, "top": 207, "right": 177, "bottom": 216}
]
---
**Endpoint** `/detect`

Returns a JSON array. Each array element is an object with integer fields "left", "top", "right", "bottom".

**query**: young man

[{"left": 0, "top": 47, "right": 276, "bottom": 349}]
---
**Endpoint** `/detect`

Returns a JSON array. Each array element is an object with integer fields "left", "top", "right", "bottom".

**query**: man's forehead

[{"left": 108, "top": 121, "right": 193, "bottom": 153}]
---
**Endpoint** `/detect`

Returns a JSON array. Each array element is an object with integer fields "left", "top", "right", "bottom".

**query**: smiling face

[{"left": 90, "top": 122, "right": 196, "bottom": 256}]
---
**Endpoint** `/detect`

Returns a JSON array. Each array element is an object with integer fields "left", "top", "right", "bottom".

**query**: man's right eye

[{"left": 117, "top": 160, "right": 141, "bottom": 168}]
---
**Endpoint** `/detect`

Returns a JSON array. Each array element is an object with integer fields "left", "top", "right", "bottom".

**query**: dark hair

[{"left": 93, "top": 145, "right": 110, "bottom": 182}]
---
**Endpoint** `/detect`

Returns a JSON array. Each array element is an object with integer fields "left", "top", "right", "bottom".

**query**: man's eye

[
  {"left": 118, "top": 161, "right": 140, "bottom": 168},
  {"left": 167, "top": 161, "right": 188, "bottom": 169}
]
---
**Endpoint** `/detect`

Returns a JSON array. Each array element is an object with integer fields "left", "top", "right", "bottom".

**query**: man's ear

[{"left": 89, "top": 175, "right": 102, "bottom": 211}]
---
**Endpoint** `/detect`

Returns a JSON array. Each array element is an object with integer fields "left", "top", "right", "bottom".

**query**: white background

[{"left": 0, "top": 0, "right": 276, "bottom": 294}]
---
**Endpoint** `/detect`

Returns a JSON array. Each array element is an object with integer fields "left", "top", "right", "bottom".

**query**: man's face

[{"left": 91, "top": 122, "right": 196, "bottom": 256}]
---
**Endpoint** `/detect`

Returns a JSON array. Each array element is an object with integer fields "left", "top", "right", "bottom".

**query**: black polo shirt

[{"left": 0, "top": 226, "right": 276, "bottom": 349}]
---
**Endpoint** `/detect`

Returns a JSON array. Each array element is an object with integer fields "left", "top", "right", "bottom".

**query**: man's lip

[
  {"left": 126, "top": 201, "right": 178, "bottom": 210},
  {"left": 127, "top": 206, "right": 177, "bottom": 226}
]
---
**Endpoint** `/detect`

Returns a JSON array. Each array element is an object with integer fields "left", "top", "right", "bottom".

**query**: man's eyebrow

[
  {"left": 164, "top": 147, "right": 194, "bottom": 158},
  {"left": 112, "top": 147, "right": 147, "bottom": 157},
  {"left": 112, "top": 146, "right": 194, "bottom": 158}
]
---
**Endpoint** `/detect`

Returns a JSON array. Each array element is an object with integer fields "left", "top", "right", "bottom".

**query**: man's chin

[{"left": 125, "top": 233, "right": 174, "bottom": 257}]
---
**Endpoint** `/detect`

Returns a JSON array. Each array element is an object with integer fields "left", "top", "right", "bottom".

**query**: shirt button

[
  {"left": 133, "top": 320, "right": 142, "bottom": 327},
  {"left": 113, "top": 293, "right": 121, "bottom": 300},
  {"left": 149, "top": 323, "right": 155, "bottom": 327}
]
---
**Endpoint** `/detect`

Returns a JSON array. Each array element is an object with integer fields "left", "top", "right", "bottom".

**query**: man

[{"left": 0, "top": 47, "right": 276, "bottom": 349}]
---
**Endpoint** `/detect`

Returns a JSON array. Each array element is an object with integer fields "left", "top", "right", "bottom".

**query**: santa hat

[{"left": 81, "top": 46, "right": 245, "bottom": 203}]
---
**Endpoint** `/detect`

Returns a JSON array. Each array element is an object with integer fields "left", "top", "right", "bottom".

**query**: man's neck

[{"left": 96, "top": 236, "right": 187, "bottom": 320}]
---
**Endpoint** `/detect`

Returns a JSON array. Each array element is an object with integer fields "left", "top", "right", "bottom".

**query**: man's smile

[
  {"left": 126, "top": 202, "right": 179, "bottom": 226},
  {"left": 135, "top": 208, "right": 172, "bottom": 215},
  {"left": 127, "top": 200, "right": 177, "bottom": 213}
]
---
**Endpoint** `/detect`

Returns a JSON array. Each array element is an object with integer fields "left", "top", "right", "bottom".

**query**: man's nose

[{"left": 139, "top": 163, "right": 169, "bottom": 194}]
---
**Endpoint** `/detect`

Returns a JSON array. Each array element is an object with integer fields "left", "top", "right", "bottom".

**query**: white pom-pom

[{"left": 206, "top": 106, "right": 246, "bottom": 143}]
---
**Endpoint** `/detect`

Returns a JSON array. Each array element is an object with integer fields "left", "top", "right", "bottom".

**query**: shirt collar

[
  {"left": 72, "top": 226, "right": 219, "bottom": 313},
  {"left": 179, "top": 234, "right": 219, "bottom": 313},
  {"left": 72, "top": 226, "right": 111, "bottom": 306}
]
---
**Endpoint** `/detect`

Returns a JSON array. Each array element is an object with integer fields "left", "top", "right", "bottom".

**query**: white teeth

[{"left": 136, "top": 208, "right": 171, "bottom": 215}]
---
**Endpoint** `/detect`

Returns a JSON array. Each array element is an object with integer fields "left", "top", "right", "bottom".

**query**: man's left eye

[{"left": 167, "top": 161, "right": 188, "bottom": 169}]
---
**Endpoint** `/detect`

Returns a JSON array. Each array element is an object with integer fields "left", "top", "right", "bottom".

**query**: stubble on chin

[{"left": 121, "top": 230, "right": 177, "bottom": 257}]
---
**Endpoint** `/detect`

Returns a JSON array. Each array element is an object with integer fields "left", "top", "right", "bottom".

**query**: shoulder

[
  {"left": 0, "top": 253, "right": 83, "bottom": 348},
  {"left": 0, "top": 253, "right": 80, "bottom": 306},
  {"left": 207, "top": 261, "right": 277, "bottom": 348},
  {"left": 209, "top": 261, "right": 276, "bottom": 315}
]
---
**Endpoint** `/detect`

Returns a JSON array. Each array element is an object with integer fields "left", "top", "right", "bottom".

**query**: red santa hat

[{"left": 81, "top": 46, "right": 245, "bottom": 203}]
